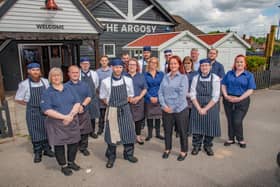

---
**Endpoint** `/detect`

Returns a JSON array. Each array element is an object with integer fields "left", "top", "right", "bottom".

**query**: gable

[
  {"left": 137, "top": 7, "right": 169, "bottom": 22},
  {"left": 216, "top": 36, "right": 247, "bottom": 49},
  {"left": 0, "top": 0, "right": 103, "bottom": 34},
  {"left": 92, "top": 1, "right": 123, "bottom": 19}
]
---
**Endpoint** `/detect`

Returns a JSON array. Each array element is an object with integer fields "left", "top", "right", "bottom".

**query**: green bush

[{"left": 246, "top": 56, "right": 267, "bottom": 72}]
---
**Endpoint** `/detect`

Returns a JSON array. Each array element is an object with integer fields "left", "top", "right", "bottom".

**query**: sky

[{"left": 158, "top": 0, "right": 280, "bottom": 38}]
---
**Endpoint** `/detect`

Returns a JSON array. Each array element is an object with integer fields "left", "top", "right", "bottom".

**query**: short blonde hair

[
  {"left": 147, "top": 57, "right": 160, "bottom": 72},
  {"left": 48, "top": 67, "right": 63, "bottom": 84}
]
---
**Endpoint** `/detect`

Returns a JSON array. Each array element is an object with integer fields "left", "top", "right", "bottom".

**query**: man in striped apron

[
  {"left": 15, "top": 62, "right": 54, "bottom": 163},
  {"left": 99, "top": 59, "right": 137, "bottom": 168},
  {"left": 189, "top": 59, "right": 221, "bottom": 156}
]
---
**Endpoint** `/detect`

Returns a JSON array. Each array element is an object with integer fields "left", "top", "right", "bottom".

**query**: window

[
  {"left": 103, "top": 44, "right": 115, "bottom": 57},
  {"left": 134, "top": 49, "right": 142, "bottom": 58}
]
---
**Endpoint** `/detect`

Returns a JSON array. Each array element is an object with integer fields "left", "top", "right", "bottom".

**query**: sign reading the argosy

[{"left": 103, "top": 23, "right": 157, "bottom": 33}]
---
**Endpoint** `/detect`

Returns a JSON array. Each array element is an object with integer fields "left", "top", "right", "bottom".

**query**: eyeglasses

[
  {"left": 128, "top": 64, "right": 137, "bottom": 66},
  {"left": 184, "top": 62, "right": 192, "bottom": 65}
]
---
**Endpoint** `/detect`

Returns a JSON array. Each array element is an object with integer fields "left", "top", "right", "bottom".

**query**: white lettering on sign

[{"left": 103, "top": 23, "right": 157, "bottom": 33}]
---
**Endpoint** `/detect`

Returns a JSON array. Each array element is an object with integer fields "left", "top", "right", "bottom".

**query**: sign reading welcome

[{"left": 36, "top": 24, "right": 64, "bottom": 30}]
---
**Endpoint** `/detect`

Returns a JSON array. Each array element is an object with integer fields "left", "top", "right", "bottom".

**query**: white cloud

[{"left": 158, "top": 0, "right": 279, "bottom": 37}]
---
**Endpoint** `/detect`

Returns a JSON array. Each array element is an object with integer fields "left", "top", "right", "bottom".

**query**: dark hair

[
  {"left": 233, "top": 54, "right": 247, "bottom": 70},
  {"left": 167, "top": 55, "right": 185, "bottom": 74},
  {"left": 183, "top": 56, "right": 194, "bottom": 71},
  {"left": 100, "top": 55, "right": 109, "bottom": 61}
]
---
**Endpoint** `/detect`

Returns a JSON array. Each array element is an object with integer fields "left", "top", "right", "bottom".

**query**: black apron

[
  {"left": 145, "top": 102, "right": 162, "bottom": 119},
  {"left": 81, "top": 72, "right": 100, "bottom": 119},
  {"left": 26, "top": 79, "right": 48, "bottom": 142},
  {"left": 189, "top": 74, "right": 221, "bottom": 137},
  {"left": 104, "top": 77, "right": 136, "bottom": 145},
  {"left": 78, "top": 111, "right": 93, "bottom": 135},
  {"left": 130, "top": 98, "right": 145, "bottom": 122}
]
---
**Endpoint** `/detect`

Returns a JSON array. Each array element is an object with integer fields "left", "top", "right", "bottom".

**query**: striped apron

[
  {"left": 189, "top": 74, "right": 221, "bottom": 137},
  {"left": 26, "top": 79, "right": 48, "bottom": 142},
  {"left": 104, "top": 77, "right": 136, "bottom": 145},
  {"left": 81, "top": 72, "right": 100, "bottom": 119}
]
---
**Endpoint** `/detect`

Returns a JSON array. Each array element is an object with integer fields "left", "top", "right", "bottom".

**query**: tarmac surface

[{"left": 0, "top": 89, "right": 280, "bottom": 187}]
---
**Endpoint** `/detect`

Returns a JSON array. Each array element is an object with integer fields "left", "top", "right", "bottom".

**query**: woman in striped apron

[
  {"left": 79, "top": 57, "right": 100, "bottom": 139},
  {"left": 189, "top": 59, "right": 221, "bottom": 156},
  {"left": 41, "top": 68, "right": 81, "bottom": 176},
  {"left": 126, "top": 58, "right": 147, "bottom": 145},
  {"left": 15, "top": 62, "right": 54, "bottom": 163},
  {"left": 99, "top": 59, "right": 137, "bottom": 169}
]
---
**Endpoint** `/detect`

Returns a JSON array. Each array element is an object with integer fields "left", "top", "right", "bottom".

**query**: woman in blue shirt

[
  {"left": 158, "top": 55, "right": 189, "bottom": 161},
  {"left": 126, "top": 58, "right": 147, "bottom": 145},
  {"left": 41, "top": 68, "right": 81, "bottom": 176},
  {"left": 144, "top": 57, "right": 164, "bottom": 141},
  {"left": 222, "top": 55, "right": 256, "bottom": 148}
]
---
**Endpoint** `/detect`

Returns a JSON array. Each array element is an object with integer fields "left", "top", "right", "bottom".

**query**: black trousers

[
  {"left": 162, "top": 108, "right": 189, "bottom": 152},
  {"left": 192, "top": 134, "right": 214, "bottom": 148},
  {"left": 135, "top": 119, "right": 145, "bottom": 136},
  {"left": 54, "top": 143, "right": 78, "bottom": 166},
  {"left": 91, "top": 119, "right": 96, "bottom": 133},
  {"left": 79, "top": 134, "right": 89, "bottom": 151},
  {"left": 105, "top": 143, "right": 134, "bottom": 161},
  {"left": 32, "top": 139, "right": 51, "bottom": 154},
  {"left": 223, "top": 97, "right": 250, "bottom": 142},
  {"left": 98, "top": 108, "right": 107, "bottom": 131}
]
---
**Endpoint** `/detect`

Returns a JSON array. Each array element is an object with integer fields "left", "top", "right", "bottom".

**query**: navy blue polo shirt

[
  {"left": 40, "top": 84, "right": 81, "bottom": 115},
  {"left": 222, "top": 70, "right": 256, "bottom": 96},
  {"left": 125, "top": 72, "right": 148, "bottom": 96},
  {"left": 211, "top": 60, "right": 225, "bottom": 79},
  {"left": 65, "top": 81, "right": 92, "bottom": 111}
]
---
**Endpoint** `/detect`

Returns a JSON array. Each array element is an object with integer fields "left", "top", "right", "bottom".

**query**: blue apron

[
  {"left": 189, "top": 74, "right": 221, "bottom": 137},
  {"left": 104, "top": 77, "right": 136, "bottom": 145},
  {"left": 26, "top": 79, "right": 48, "bottom": 142}
]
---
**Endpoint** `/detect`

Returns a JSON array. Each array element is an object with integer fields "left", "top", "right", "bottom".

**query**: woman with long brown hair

[{"left": 158, "top": 55, "right": 189, "bottom": 161}]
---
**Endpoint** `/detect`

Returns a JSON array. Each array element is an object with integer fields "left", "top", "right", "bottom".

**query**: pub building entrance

[{"left": 18, "top": 43, "right": 80, "bottom": 82}]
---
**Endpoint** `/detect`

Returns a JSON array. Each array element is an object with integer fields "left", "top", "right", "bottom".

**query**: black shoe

[
  {"left": 224, "top": 140, "right": 235, "bottom": 146},
  {"left": 43, "top": 150, "right": 55, "bottom": 157},
  {"left": 34, "top": 153, "right": 42, "bottom": 163},
  {"left": 162, "top": 151, "right": 170, "bottom": 159},
  {"left": 204, "top": 147, "right": 214, "bottom": 156},
  {"left": 238, "top": 142, "right": 246, "bottom": 148},
  {"left": 156, "top": 135, "right": 165, "bottom": 140},
  {"left": 106, "top": 160, "right": 115, "bottom": 168},
  {"left": 124, "top": 156, "right": 138, "bottom": 163},
  {"left": 191, "top": 147, "right": 201, "bottom": 155},
  {"left": 177, "top": 153, "right": 187, "bottom": 161},
  {"left": 145, "top": 136, "right": 152, "bottom": 141},
  {"left": 68, "top": 162, "right": 81, "bottom": 171},
  {"left": 90, "top": 133, "right": 98, "bottom": 139},
  {"left": 97, "top": 129, "right": 103, "bottom": 135},
  {"left": 80, "top": 149, "right": 90, "bottom": 156},
  {"left": 61, "top": 166, "right": 73, "bottom": 176},
  {"left": 136, "top": 140, "right": 144, "bottom": 145}
]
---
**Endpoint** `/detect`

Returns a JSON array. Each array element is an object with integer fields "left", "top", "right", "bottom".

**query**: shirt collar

[
  {"left": 68, "top": 80, "right": 81, "bottom": 85},
  {"left": 167, "top": 71, "right": 180, "bottom": 77}
]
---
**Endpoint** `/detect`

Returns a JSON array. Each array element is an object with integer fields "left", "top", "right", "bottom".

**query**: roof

[
  {"left": 172, "top": 15, "right": 204, "bottom": 35},
  {"left": 0, "top": 0, "right": 104, "bottom": 33},
  {"left": 85, "top": 0, "right": 178, "bottom": 25},
  {"left": 197, "top": 33, "right": 228, "bottom": 45},
  {"left": 123, "top": 31, "right": 210, "bottom": 50},
  {"left": 126, "top": 32, "right": 180, "bottom": 47}
]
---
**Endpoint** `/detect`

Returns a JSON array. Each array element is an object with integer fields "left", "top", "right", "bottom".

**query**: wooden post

[
  {"left": 94, "top": 39, "right": 100, "bottom": 69},
  {"left": 266, "top": 25, "right": 277, "bottom": 58}
]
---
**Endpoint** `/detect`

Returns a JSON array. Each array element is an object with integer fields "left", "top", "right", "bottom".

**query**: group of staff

[{"left": 15, "top": 46, "right": 256, "bottom": 176}]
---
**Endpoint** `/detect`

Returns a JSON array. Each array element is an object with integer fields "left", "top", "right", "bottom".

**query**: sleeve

[
  {"left": 40, "top": 89, "right": 52, "bottom": 112},
  {"left": 190, "top": 75, "right": 198, "bottom": 100},
  {"left": 126, "top": 77, "right": 134, "bottom": 97},
  {"left": 212, "top": 75, "right": 221, "bottom": 102},
  {"left": 99, "top": 79, "right": 109, "bottom": 101},
  {"left": 68, "top": 85, "right": 81, "bottom": 104},
  {"left": 42, "top": 78, "right": 50, "bottom": 89},
  {"left": 15, "top": 81, "right": 28, "bottom": 102},
  {"left": 86, "top": 83, "right": 92, "bottom": 98},
  {"left": 221, "top": 71, "right": 229, "bottom": 86},
  {"left": 92, "top": 71, "right": 99, "bottom": 89},
  {"left": 219, "top": 64, "right": 225, "bottom": 79},
  {"left": 158, "top": 76, "right": 167, "bottom": 108},
  {"left": 248, "top": 73, "right": 256, "bottom": 90},
  {"left": 141, "top": 74, "right": 148, "bottom": 89},
  {"left": 144, "top": 73, "right": 152, "bottom": 100}
]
